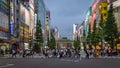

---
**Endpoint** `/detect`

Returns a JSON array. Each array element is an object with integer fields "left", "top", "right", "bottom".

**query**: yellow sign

[
  {"left": 20, "top": 34, "right": 29, "bottom": 39},
  {"left": 20, "top": 26, "right": 29, "bottom": 32},
  {"left": 100, "top": 2, "right": 108, "bottom": 21},
  {"left": 96, "top": 45, "right": 101, "bottom": 50},
  {"left": 92, "top": 45, "right": 95, "bottom": 49},
  {"left": 117, "top": 44, "right": 120, "bottom": 50}
]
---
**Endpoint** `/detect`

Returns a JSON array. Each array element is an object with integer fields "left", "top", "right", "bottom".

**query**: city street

[
  {"left": 0, "top": 0, "right": 120, "bottom": 68},
  {"left": 0, "top": 58, "right": 120, "bottom": 68}
]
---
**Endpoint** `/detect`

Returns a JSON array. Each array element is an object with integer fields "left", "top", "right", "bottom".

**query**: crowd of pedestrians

[
  {"left": 42, "top": 48, "right": 87, "bottom": 59},
  {"left": 0, "top": 47, "right": 120, "bottom": 59},
  {"left": 41, "top": 48, "right": 120, "bottom": 59},
  {"left": 0, "top": 48, "right": 35, "bottom": 58}
]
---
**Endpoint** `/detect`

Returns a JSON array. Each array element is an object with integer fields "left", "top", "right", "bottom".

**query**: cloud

[{"left": 44, "top": 0, "right": 93, "bottom": 39}]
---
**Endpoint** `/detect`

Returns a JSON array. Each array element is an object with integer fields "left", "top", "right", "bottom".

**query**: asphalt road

[{"left": 0, "top": 58, "right": 120, "bottom": 68}]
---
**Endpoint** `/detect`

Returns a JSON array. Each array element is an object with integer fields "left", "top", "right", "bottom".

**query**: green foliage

[
  {"left": 47, "top": 32, "right": 56, "bottom": 49},
  {"left": 33, "top": 20, "right": 43, "bottom": 53},
  {"left": 83, "top": 29, "right": 86, "bottom": 49},
  {"left": 104, "top": 4, "right": 118, "bottom": 49},
  {"left": 90, "top": 20, "right": 101, "bottom": 47},
  {"left": 118, "top": 32, "right": 120, "bottom": 43},
  {"left": 36, "top": 20, "right": 43, "bottom": 43},
  {"left": 47, "top": 37, "right": 50, "bottom": 48},
  {"left": 33, "top": 43, "right": 41, "bottom": 53},
  {"left": 87, "top": 24, "right": 91, "bottom": 42},
  {"left": 74, "top": 37, "right": 80, "bottom": 49},
  {"left": 91, "top": 23, "right": 96, "bottom": 45},
  {"left": 87, "top": 24, "right": 92, "bottom": 49}
]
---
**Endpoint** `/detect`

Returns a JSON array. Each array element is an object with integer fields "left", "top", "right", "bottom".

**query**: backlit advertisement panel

[
  {"left": 10, "top": 2, "right": 14, "bottom": 36},
  {"left": 0, "top": 31, "right": 8, "bottom": 39},
  {"left": 20, "top": 3, "right": 25, "bottom": 22},
  {"left": 101, "top": 2, "right": 108, "bottom": 21},
  {"left": 90, "top": 1, "right": 98, "bottom": 31},
  {"left": 10, "top": 21, "right": 14, "bottom": 35}
]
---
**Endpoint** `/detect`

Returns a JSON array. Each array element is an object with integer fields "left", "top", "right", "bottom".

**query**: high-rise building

[
  {"left": 72, "top": 24, "right": 78, "bottom": 40},
  {"left": 84, "top": 7, "right": 91, "bottom": 38},
  {"left": 45, "top": 10, "right": 51, "bottom": 45},
  {"left": 34, "top": 0, "right": 46, "bottom": 46},
  {"left": 90, "top": 0, "right": 100, "bottom": 32},
  {"left": 50, "top": 27, "right": 59, "bottom": 40},
  {"left": 9, "top": 0, "right": 35, "bottom": 50},
  {"left": 112, "top": 0, "right": 120, "bottom": 32},
  {"left": 25, "top": 0, "right": 35, "bottom": 49},
  {"left": 0, "top": 0, "right": 9, "bottom": 50}
]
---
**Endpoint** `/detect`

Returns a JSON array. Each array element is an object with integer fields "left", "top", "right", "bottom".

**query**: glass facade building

[
  {"left": 0, "top": 0, "right": 9, "bottom": 50},
  {"left": 34, "top": 0, "right": 46, "bottom": 45},
  {"left": 0, "top": 0, "right": 9, "bottom": 41}
]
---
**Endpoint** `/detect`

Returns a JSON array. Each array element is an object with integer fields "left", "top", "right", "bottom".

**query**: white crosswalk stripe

[{"left": 0, "top": 64, "right": 14, "bottom": 68}]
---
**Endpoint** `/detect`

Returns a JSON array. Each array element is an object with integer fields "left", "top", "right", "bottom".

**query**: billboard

[
  {"left": 10, "top": 2, "right": 14, "bottom": 36},
  {"left": 20, "top": 3, "right": 25, "bottom": 22},
  {"left": 0, "top": 12, "right": 9, "bottom": 29},
  {"left": 0, "top": 31, "right": 8, "bottom": 39},
  {"left": 77, "top": 24, "right": 82, "bottom": 37},
  {"left": 10, "top": 21, "right": 14, "bottom": 35},
  {"left": 101, "top": 2, "right": 108, "bottom": 21},
  {"left": 90, "top": 1, "right": 98, "bottom": 31},
  {"left": 117, "top": 44, "right": 120, "bottom": 50},
  {"left": 73, "top": 24, "right": 77, "bottom": 40}
]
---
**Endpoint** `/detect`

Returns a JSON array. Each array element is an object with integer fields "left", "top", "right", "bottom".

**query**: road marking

[
  {"left": 0, "top": 64, "right": 14, "bottom": 68},
  {"left": 61, "top": 59, "right": 81, "bottom": 62},
  {"left": 74, "top": 60, "right": 79, "bottom": 62}
]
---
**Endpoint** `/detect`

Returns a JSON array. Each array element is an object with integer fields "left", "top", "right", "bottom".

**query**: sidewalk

[
  {"left": 1, "top": 54, "right": 120, "bottom": 59},
  {"left": 89, "top": 55, "right": 120, "bottom": 59},
  {"left": 0, "top": 54, "right": 45, "bottom": 59},
  {"left": 0, "top": 61, "right": 7, "bottom": 66}
]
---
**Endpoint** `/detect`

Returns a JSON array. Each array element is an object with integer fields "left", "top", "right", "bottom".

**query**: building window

[
  {"left": 104, "top": 13, "right": 107, "bottom": 17},
  {"left": 104, "top": 7, "right": 107, "bottom": 10},
  {"left": 114, "top": 7, "right": 118, "bottom": 12},
  {"left": 118, "top": 7, "right": 120, "bottom": 12}
]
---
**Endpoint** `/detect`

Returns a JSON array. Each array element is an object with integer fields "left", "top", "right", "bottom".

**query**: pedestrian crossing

[
  {"left": 1, "top": 53, "right": 120, "bottom": 59},
  {"left": 60, "top": 58, "right": 82, "bottom": 62},
  {"left": 0, "top": 64, "right": 14, "bottom": 68}
]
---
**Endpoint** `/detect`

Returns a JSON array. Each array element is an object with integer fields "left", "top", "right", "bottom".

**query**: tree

[
  {"left": 33, "top": 20, "right": 43, "bottom": 53},
  {"left": 104, "top": 4, "right": 118, "bottom": 49},
  {"left": 74, "top": 36, "right": 80, "bottom": 50},
  {"left": 47, "top": 37, "right": 50, "bottom": 48},
  {"left": 47, "top": 32, "right": 56, "bottom": 49},
  {"left": 87, "top": 23, "right": 92, "bottom": 49},
  {"left": 91, "top": 20, "right": 96, "bottom": 45},
  {"left": 90, "top": 20, "right": 101, "bottom": 48},
  {"left": 83, "top": 29, "right": 86, "bottom": 49}
]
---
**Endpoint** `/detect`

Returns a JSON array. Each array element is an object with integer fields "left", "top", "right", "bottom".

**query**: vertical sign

[{"left": 10, "top": 2, "right": 14, "bottom": 36}]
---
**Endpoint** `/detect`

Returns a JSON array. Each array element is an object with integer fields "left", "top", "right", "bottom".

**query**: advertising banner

[
  {"left": 0, "top": 31, "right": 8, "bottom": 39},
  {"left": 117, "top": 44, "right": 120, "bottom": 50},
  {"left": 10, "top": 22, "right": 14, "bottom": 35}
]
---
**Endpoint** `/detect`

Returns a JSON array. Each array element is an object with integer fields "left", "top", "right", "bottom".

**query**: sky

[{"left": 44, "top": 0, "right": 93, "bottom": 39}]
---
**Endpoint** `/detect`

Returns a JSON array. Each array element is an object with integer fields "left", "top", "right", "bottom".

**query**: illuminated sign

[
  {"left": 92, "top": 1, "right": 97, "bottom": 12},
  {"left": 10, "top": 21, "right": 14, "bottom": 35},
  {"left": 0, "top": 31, "right": 8, "bottom": 39},
  {"left": 101, "top": 2, "right": 108, "bottom": 21}
]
